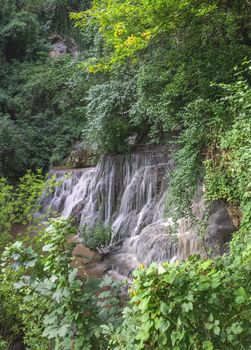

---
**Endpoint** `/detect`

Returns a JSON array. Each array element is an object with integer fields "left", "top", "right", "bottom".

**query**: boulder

[{"left": 70, "top": 241, "right": 106, "bottom": 280}]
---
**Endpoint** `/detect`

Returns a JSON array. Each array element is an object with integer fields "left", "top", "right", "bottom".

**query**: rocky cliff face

[{"left": 177, "top": 193, "right": 236, "bottom": 260}]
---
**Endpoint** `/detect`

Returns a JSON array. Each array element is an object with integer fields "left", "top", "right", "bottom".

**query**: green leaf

[
  {"left": 160, "top": 302, "right": 169, "bottom": 316},
  {"left": 68, "top": 268, "right": 78, "bottom": 284},
  {"left": 202, "top": 341, "right": 214, "bottom": 350},
  {"left": 213, "top": 325, "right": 220, "bottom": 335},
  {"left": 42, "top": 325, "right": 59, "bottom": 339},
  {"left": 181, "top": 302, "right": 193, "bottom": 313},
  {"left": 42, "top": 243, "right": 54, "bottom": 252},
  {"left": 235, "top": 287, "right": 248, "bottom": 304},
  {"left": 58, "top": 323, "right": 70, "bottom": 338},
  {"left": 158, "top": 265, "right": 166, "bottom": 274}
]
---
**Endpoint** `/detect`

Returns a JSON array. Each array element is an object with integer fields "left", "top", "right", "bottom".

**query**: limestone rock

[
  {"left": 49, "top": 35, "right": 78, "bottom": 58},
  {"left": 85, "top": 262, "right": 108, "bottom": 278},
  {"left": 205, "top": 200, "right": 237, "bottom": 255},
  {"left": 177, "top": 184, "right": 237, "bottom": 259},
  {"left": 70, "top": 242, "right": 106, "bottom": 280}
]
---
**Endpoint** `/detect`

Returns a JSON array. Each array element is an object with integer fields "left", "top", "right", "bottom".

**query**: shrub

[
  {"left": 1, "top": 218, "right": 103, "bottom": 350},
  {"left": 82, "top": 223, "right": 113, "bottom": 252},
  {"left": 111, "top": 232, "right": 251, "bottom": 349},
  {"left": 0, "top": 170, "right": 56, "bottom": 234}
]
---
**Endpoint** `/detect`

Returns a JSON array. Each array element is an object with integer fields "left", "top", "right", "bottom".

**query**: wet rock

[
  {"left": 176, "top": 182, "right": 237, "bottom": 260},
  {"left": 177, "top": 220, "right": 200, "bottom": 260},
  {"left": 178, "top": 188, "right": 237, "bottom": 259},
  {"left": 205, "top": 200, "right": 236, "bottom": 255},
  {"left": 72, "top": 244, "right": 102, "bottom": 264},
  {"left": 11, "top": 223, "right": 28, "bottom": 238},
  {"left": 49, "top": 34, "right": 78, "bottom": 58},
  {"left": 85, "top": 262, "right": 108, "bottom": 278},
  {"left": 70, "top": 242, "right": 106, "bottom": 280}
]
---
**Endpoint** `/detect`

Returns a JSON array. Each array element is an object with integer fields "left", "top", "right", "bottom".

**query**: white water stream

[{"left": 41, "top": 149, "right": 201, "bottom": 276}]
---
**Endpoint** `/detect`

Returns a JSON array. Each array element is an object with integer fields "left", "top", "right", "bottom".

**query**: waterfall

[
  {"left": 41, "top": 148, "right": 183, "bottom": 275},
  {"left": 41, "top": 147, "right": 235, "bottom": 276}
]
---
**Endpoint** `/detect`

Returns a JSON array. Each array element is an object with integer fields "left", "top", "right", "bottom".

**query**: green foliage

[
  {"left": 0, "top": 170, "right": 59, "bottom": 348},
  {"left": 1, "top": 218, "right": 103, "bottom": 350},
  {"left": 0, "top": 269, "right": 24, "bottom": 347},
  {"left": 82, "top": 222, "right": 113, "bottom": 252},
  {"left": 111, "top": 239, "right": 251, "bottom": 349},
  {"left": 164, "top": 60, "right": 251, "bottom": 218},
  {"left": 84, "top": 71, "right": 137, "bottom": 153},
  {"left": 0, "top": 1, "right": 42, "bottom": 60},
  {"left": 0, "top": 55, "right": 90, "bottom": 180},
  {"left": 0, "top": 170, "right": 57, "bottom": 256},
  {"left": 0, "top": 214, "right": 127, "bottom": 350},
  {"left": 0, "top": 178, "right": 14, "bottom": 242},
  {"left": 70, "top": 0, "right": 249, "bottom": 154},
  {"left": 0, "top": 339, "right": 8, "bottom": 350},
  {"left": 71, "top": 0, "right": 221, "bottom": 72},
  {"left": 0, "top": 170, "right": 53, "bottom": 223},
  {"left": 41, "top": 0, "right": 91, "bottom": 38},
  {"left": 2, "top": 0, "right": 250, "bottom": 179},
  {"left": 98, "top": 276, "right": 125, "bottom": 328},
  {"left": 13, "top": 169, "right": 51, "bottom": 224},
  {"left": 36, "top": 218, "right": 98, "bottom": 350},
  {"left": 204, "top": 65, "right": 251, "bottom": 210},
  {"left": 166, "top": 98, "right": 228, "bottom": 218},
  {"left": 0, "top": 114, "right": 28, "bottom": 178},
  {"left": 0, "top": 0, "right": 93, "bottom": 181},
  {"left": 20, "top": 291, "right": 52, "bottom": 350}
]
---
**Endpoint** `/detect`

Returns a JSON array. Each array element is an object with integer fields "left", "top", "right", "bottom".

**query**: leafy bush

[
  {"left": 0, "top": 114, "right": 28, "bottom": 179},
  {"left": 0, "top": 178, "right": 13, "bottom": 244},
  {"left": 110, "top": 231, "right": 251, "bottom": 349},
  {"left": 82, "top": 223, "right": 113, "bottom": 252},
  {"left": 0, "top": 170, "right": 56, "bottom": 237},
  {"left": 96, "top": 275, "right": 127, "bottom": 348},
  {"left": 0, "top": 339, "right": 7, "bottom": 350},
  {"left": 1, "top": 218, "right": 104, "bottom": 350},
  {"left": 83, "top": 70, "right": 137, "bottom": 154},
  {"left": 98, "top": 275, "right": 125, "bottom": 328},
  {"left": 0, "top": 269, "right": 24, "bottom": 348},
  {"left": 0, "top": 170, "right": 58, "bottom": 347},
  {"left": 204, "top": 67, "right": 251, "bottom": 208},
  {"left": 0, "top": 4, "right": 42, "bottom": 60}
]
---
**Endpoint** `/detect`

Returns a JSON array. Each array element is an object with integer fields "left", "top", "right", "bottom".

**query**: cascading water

[
  {"left": 41, "top": 147, "right": 203, "bottom": 276},
  {"left": 41, "top": 143, "right": 237, "bottom": 277}
]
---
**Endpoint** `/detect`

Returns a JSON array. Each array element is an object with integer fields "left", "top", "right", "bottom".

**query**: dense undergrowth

[{"left": 0, "top": 0, "right": 251, "bottom": 349}]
